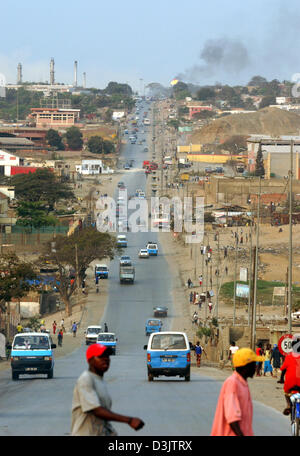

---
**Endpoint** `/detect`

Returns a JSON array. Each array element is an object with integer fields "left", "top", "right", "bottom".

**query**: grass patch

[{"left": 220, "top": 280, "right": 300, "bottom": 306}]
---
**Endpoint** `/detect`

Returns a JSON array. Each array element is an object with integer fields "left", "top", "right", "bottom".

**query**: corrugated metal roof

[{"left": 0, "top": 138, "right": 34, "bottom": 146}]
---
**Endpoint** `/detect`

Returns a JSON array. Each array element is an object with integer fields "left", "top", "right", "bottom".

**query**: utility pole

[
  {"left": 288, "top": 140, "right": 294, "bottom": 334},
  {"left": 216, "top": 232, "right": 220, "bottom": 320},
  {"left": 75, "top": 243, "right": 81, "bottom": 309},
  {"left": 251, "top": 177, "right": 261, "bottom": 350},
  {"left": 248, "top": 216, "right": 253, "bottom": 326},
  {"left": 233, "top": 231, "right": 238, "bottom": 326}
]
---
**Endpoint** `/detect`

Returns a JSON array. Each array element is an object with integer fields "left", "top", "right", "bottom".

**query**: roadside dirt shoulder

[{"left": 159, "top": 230, "right": 286, "bottom": 415}]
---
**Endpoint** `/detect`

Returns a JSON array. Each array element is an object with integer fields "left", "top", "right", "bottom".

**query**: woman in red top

[{"left": 278, "top": 337, "right": 300, "bottom": 415}]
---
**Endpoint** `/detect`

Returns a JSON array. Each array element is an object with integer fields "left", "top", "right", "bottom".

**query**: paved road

[{"left": 0, "top": 101, "right": 291, "bottom": 436}]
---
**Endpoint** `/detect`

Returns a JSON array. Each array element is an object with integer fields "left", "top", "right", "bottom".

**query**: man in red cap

[{"left": 71, "top": 344, "right": 145, "bottom": 436}]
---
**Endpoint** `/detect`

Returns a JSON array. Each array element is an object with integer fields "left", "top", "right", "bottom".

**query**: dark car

[{"left": 153, "top": 306, "right": 168, "bottom": 317}]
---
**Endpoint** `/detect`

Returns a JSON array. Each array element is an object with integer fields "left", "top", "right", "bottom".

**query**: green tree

[
  {"left": 192, "top": 110, "right": 216, "bottom": 120},
  {"left": 103, "top": 140, "right": 115, "bottom": 154},
  {"left": 259, "top": 95, "right": 276, "bottom": 109},
  {"left": 248, "top": 75, "right": 268, "bottom": 87},
  {"left": 0, "top": 254, "right": 36, "bottom": 333},
  {"left": 104, "top": 82, "right": 132, "bottom": 96},
  {"left": 16, "top": 201, "right": 57, "bottom": 230},
  {"left": 255, "top": 142, "right": 265, "bottom": 177},
  {"left": 65, "top": 126, "right": 83, "bottom": 150},
  {"left": 88, "top": 136, "right": 104, "bottom": 154},
  {"left": 41, "top": 228, "right": 119, "bottom": 316},
  {"left": 172, "top": 82, "right": 191, "bottom": 100},
  {"left": 196, "top": 87, "right": 215, "bottom": 101},
  {"left": 11, "top": 168, "right": 75, "bottom": 211},
  {"left": 46, "top": 129, "right": 65, "bottom": 150}
]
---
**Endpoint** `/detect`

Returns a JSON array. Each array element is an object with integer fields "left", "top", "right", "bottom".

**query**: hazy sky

[{"left": 1, "top": 0, "right": 300, "bottom": 91}]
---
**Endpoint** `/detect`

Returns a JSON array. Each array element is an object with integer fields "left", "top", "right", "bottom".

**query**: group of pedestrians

[
  {"left": 51, "top": 319, "right": 78, "bottom": 346},
  {"left": 71, "top": 338, "right": 294, "bottom": 437},
  {"left": 254, "top": 342, "right": 283, "bottom": 377}
]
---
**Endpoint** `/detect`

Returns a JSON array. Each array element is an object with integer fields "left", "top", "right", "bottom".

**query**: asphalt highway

[{"left": 0, "top": 101, "right": 290, "bottom": 436}]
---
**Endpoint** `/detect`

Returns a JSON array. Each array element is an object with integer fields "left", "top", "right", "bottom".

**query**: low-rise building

[
  {"left": 28, "top": 108, "right": 81, "bottom": 128},
  {"left": 186, "top": 102, "right": 213, "bottom": 119},
  {"left": 247, "top": 135, "right": 300, "bottom": 179}
]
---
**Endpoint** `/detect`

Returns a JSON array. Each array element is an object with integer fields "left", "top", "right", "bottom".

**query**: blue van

[
  {"left": 10, "top": 332, "right": 56, "bottom": 380},
  {"left": 117, "top": 235, "right": 127, "bottom": 248},
  {"left": 145, "top": 319, "right": 162, "bottom": 336},
  {"left": 95, "top": 264, "right": 109, "bottom": 279},
  {"left": 146, "top": 242, "right": 158, "bottom": 256},
  {"left": 144, "top": 331, "right": 191, "bottom": 381},
  {"left": 97, "top": 332, "right": 118, "bottom": 355}
]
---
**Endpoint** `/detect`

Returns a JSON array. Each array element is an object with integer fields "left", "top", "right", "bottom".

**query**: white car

[
  {"left": 120, "top": 255, "right": 132, "bottom": 266},
  {"left": 85, "top": 325, "right": 102, "bottom": 345},
  {"left": 139, "top": 249, "right": 149, "bottom": 258}
]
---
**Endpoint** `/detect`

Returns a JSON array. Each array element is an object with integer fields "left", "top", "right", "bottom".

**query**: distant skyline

[{"left": 1, "top": 0, "right": 300, "bottom": 91}]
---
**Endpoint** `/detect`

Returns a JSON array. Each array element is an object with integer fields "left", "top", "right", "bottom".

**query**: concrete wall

[{"left": 207, "top": 176, "right": 300, "bottom": 205}]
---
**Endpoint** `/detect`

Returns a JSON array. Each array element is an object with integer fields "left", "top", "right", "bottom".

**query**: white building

[
  {"left": 0, "top": 150, "right": 23, "bottom": 176},
  {"left": 81, "top": 159, "right": 103, "bottom": 175},
  {"left": 77, "top": 159, "right": 114, "bottom": 175}
]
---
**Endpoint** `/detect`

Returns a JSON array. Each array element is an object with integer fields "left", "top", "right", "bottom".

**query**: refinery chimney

[
  {"left": 74, "top": 61, "right": 78, "bottom": 87},
  {"left": 83, "top": 72, "right": 86, "bottom": 88},
  {"left": 17, "top": 63, "right": 22, "bottom": 84},
  {"left": 50, "top": 58, "right": 55, "bottom": 85}
]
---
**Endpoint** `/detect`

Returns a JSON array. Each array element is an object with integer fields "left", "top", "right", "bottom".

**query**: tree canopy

[
  {"left": 255, "top": 142, "right": 265, "bottom": 177},
  {"left": 46, "top": 129, "right": 65, "bottom": 150},
  {"left": 16, "top": 201, "right": 57, "bottom": 229},
  {"left": 10, "top": 168, "right": 75, "bottom": 211},
  {"left": 41, "top": 228, "right": 119, "bottom": 316},
  {"left": 0, "top": 253, "right": 36, "bottom": 312},
  {"left": 65, "top": 126, "right": 83, "bottom": 150},
  {"left": 87, "top": 136, "right": 115, "bottom": 155}
]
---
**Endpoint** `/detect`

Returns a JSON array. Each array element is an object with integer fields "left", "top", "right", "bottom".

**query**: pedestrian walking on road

[
  {"left": 52, "top": 321, "right": 57, "bottom": 335},
  {"left": 270, "top": 344, "right": 283, "bottom": 378},
  {"left": 255, "top": 343, "right": 264, "bottom": 376},
  {"left": 198, "top": 275, "right": 203, "bottom": 287},
  {"left": 104, "top": 323, "right": 108, "bottom": 333},
  {"left": 187, "top": 278, "right": 192, "bottom": 288},
  {"left": 58, "top": 329, "right": 63, "bottom": 347},
  {"left": 17, "top": 323, "right": 23, "bottom": 333},
  {"left": 208, "top": 301, "right": 213, "bottom": 313},
  {"left": 228, "top": 342, "right": 239, "bottom": 367},
  {"left": 61, "top": 319, "right": 65, "bottom": 333},
  {"left": 195, "top": 341, "right": 203, "bottom": 367},
  {"left": 189, "top": 291, "right": 194, "bottom": 304},
  {"left": 72, "top": 322, "right": 78, "bottom": 337},
  {"left": 211, "top": 348, "right": 263, "bottom": 436},
  {"left": 71, "top": 344, "right": 145, "bottom": 436},
  {"left": 263, "top": 344, "right": 273, "bottom": 377},
  {"left": 225, "top": 266, "right": 228, "bottom": 276},
  {"left": 193, "top": 291, "right": 197, "bottom": 304},
  {"left": 192, "top": 312, "right": 198, "bottom": 325}
]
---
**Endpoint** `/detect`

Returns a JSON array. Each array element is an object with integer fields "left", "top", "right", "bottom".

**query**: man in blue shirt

[{"left": 195, "top": 341, "right": 206, "bottom": 367}]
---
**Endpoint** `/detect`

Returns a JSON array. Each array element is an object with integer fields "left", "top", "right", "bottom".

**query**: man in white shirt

[
  {"left": 71, "top": 344, "right": 144, "bottom": 436},
  {"left": 228, "top": 342, "right": 239, "bottom": 361}
]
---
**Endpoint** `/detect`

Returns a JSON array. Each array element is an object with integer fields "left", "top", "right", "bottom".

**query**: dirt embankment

[{"left": 191, "top": 107, "right": 300, "bottom": 144}]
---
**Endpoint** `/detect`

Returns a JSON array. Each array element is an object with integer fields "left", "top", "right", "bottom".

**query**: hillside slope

[{"left": 191, "top": 107, "right": 300, "bottom": 144}]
